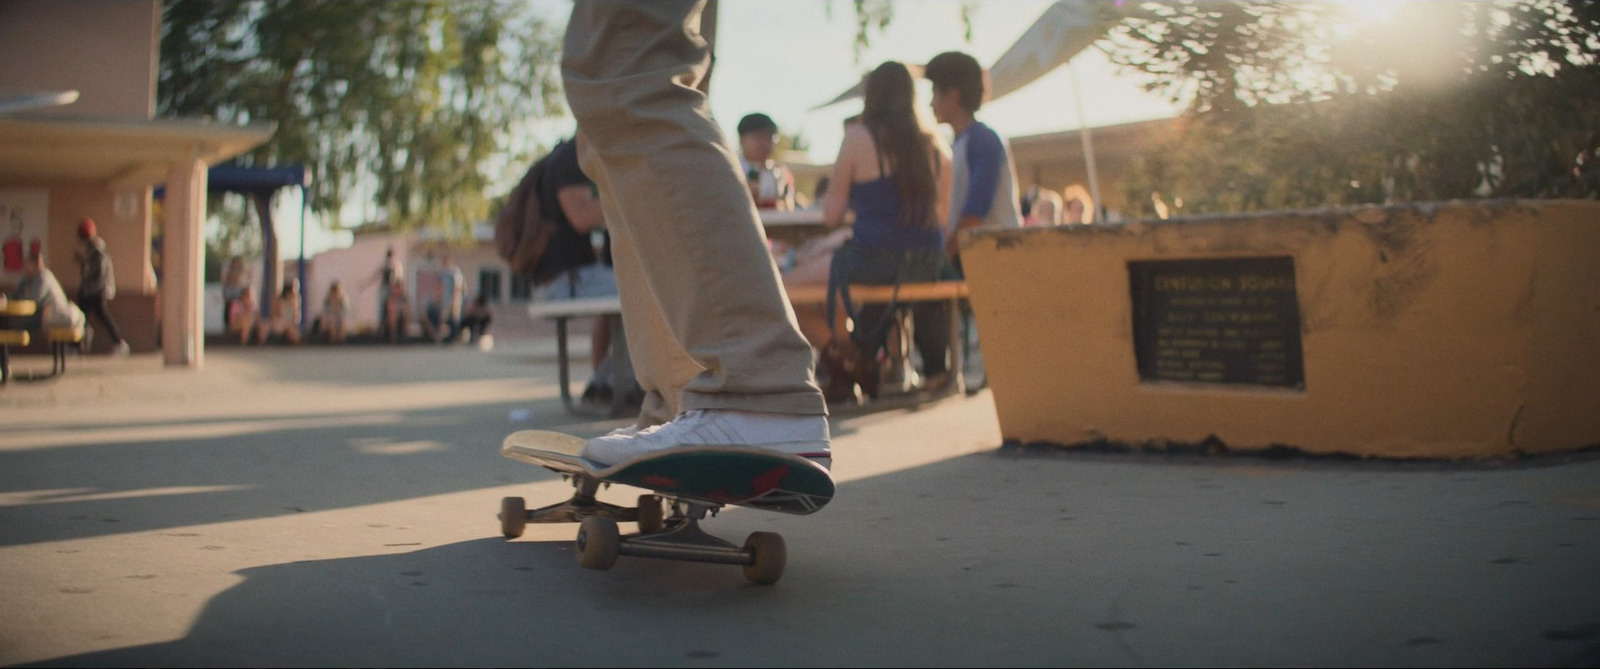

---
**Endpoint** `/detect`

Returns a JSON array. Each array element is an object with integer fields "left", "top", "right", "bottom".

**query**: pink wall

[{"left": 301, "top": 232, "right": 516, "bottom": 335}]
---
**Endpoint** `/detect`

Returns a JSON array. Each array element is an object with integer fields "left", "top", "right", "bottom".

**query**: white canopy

[
  {"left": 810, "top": 1, "right": 1124, "bottom": 110},
  {"left": 986, "top": 0, "right": 1124, "bottom": 101}
]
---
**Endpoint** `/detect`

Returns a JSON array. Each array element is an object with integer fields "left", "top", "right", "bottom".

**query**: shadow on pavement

[
  {"left": 0, "top": 399, "right": 597, "bottom": 547},
  {"left": 17, "top": 448, "right": 1600, "bottom": 667}
]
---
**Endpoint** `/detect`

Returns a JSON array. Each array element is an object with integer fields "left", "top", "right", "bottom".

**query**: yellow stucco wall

[{"left": 960, "top": 200, "right": 1600, "bottom": 459}]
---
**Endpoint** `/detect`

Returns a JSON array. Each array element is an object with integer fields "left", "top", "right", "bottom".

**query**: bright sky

[
  {"left": 276, "top": 0, "right": 1181, "bottom": 260},
  {"left": 711, "top": 0, "right": 1180, "bottom": 164}
]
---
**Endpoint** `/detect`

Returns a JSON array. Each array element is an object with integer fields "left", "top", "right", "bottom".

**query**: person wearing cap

[
  {"left": 534, "top": 136, "right": 640, "bottom": 412},
  {"left": 736, "top": 112, "right": 796, "bottom": 211},
  {"left": 74, "top": 218, "right": 129, "bottom": 356}
]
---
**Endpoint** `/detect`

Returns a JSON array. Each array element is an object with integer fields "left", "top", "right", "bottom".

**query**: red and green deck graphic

[{"left": 605, "top": 451, "right": 832, "bottom": 515}]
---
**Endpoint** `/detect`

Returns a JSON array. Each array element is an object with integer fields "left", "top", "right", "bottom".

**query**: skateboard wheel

[
  {"left": 576, "top": 517, "right": 620, "bottom": 570},
  {"left": 742, "top": 532, "right": 786, "bottom": 585},
  {"left": 636, "top": 495, "right": 664, "bottom": 534},
  {"left": 499, "top": 496, "right": 527, "bottom": 538}
]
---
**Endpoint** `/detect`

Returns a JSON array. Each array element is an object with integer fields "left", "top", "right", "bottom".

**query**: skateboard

[{"left": 498, "top": 429, "right": 835, "bottom": 584}]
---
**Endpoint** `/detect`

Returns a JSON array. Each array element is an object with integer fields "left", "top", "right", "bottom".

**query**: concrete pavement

[{"left": 0, "top": 340, "right": 1597, "bottom": 667}]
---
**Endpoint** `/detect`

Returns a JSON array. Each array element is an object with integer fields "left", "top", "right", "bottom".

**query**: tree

[
  {"left": 160, "top": 0, "right": 566, "bottom": 237},
  {"left": 1102, "top": 1, "right": 1600, "bottom": 217}
]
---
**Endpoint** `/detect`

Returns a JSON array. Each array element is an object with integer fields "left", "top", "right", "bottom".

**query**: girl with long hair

[{"left": 816, "top": 60, "right": 954, "bottom": 402}]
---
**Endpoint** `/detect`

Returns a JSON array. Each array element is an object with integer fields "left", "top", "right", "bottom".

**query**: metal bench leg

[
  {"left": 555, "top": 316, "right": 575, "bottom": 413},
  {"left": 605, "top": 315, "right": 634, "bottom": 418},
  {"left": 52, "top": 342, "right": 67, "bottom": 376},
  {"left": 948, "top": 297, "right": 965, "bottom": 394}
]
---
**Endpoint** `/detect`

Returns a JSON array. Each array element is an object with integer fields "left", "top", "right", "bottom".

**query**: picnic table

[
  {"left": 0, "top": 297, "right": 36, "bottom": 384},
  {"left": 759, "top": 208, "right": 830, "bottom": 245}
]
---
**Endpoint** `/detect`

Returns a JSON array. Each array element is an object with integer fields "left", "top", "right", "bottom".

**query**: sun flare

[{"left": 1335, "top": 0, "right": 1398, "bottom": 24}]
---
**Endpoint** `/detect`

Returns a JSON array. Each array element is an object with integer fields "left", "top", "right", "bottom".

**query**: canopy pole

[{"left": 298, "top": 185, "right": 309, "bottom": 332}]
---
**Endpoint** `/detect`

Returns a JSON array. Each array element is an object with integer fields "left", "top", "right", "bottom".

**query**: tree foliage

[
  {"left": 159, "top": 0, "right": 566, "bottom": 235},
  {"left": 1102, "top": 0, "right": 1600, "bottom": 217}
]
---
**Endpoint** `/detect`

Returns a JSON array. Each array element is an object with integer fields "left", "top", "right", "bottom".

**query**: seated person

[
  {"left": 1024, "top": 187, "right": 1065, "bottom": 227},
  {"left": 320, "top": 281, "right": 349, "bottom": 344},
  {"left": 263, "top": 280, "right": 303, "bottom": 345},
  {"left": 815, "top": 61, "right": 954, "bottom": 402},
  {"left": 229, "top": 286, "right": 261, "bottom": 344},
  {"left": 460, "top": 292, "right": 494, "bottom": 347},
  {"left": 11, "top": 250, "right": 86, "bottom": 337},
  {"left": 737, "top": 112, "right": 797, "bottom": 211},
  {"left": 1062, "top": 184, "right": 1095, "bottom": 225},
  {"left": 533, "top": 137, "right": 641, "bottom": 409},
  {"left": 221, "top": 256, "right": 250, "bottom": 331}
]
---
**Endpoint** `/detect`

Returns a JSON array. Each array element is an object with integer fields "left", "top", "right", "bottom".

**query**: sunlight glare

[
  {"left": 0, "top": 485, "right": 256, "bottom": 507},
  {"left": 1337, "top": 0, "right": 1397, "bottom": 25}
]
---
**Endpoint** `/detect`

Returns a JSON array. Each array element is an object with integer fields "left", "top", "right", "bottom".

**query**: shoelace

[{"left": 644, "top": 410, "right": 707, "bottom": 439}]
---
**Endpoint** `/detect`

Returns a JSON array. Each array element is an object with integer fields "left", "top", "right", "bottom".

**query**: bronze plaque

[{"left": 1129, "top": 257, "right": 1305, "bottom": 389}]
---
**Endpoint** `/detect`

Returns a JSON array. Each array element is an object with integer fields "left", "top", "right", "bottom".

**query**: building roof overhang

[{"left": 0, "top": 114, "right": 275, "bottom": 191}]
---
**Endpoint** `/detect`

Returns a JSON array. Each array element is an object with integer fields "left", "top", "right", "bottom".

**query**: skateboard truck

[
  {"left": 502, "top": 483, "right": 787, "bottom": 584},
  {"left": 499, "top": 474, "right": 637, "bottom": 535},
  {"left": 575, "top": 498, "right": 787, "bottom": 585}
]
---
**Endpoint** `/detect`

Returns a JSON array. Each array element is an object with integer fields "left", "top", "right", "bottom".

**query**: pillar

[{"left": 161, "top": 157, "right": 207, "bottom": 367}]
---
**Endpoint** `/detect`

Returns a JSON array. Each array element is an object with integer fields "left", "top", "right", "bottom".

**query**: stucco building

[{"left": 0, "top": 0, "right": 271, "bottom": 366}]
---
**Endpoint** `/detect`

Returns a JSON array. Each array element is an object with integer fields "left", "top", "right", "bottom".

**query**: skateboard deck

[{"left": 501, "top": 429, "right": 834, "bottom": 515}]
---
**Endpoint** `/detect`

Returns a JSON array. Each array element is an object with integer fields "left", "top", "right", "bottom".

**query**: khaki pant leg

[
  {"left": 597, "top": 190, "right": 695, "bottom": 426},
  {"left": 563, "top": 0, "right": 825, "bottom": 416}
]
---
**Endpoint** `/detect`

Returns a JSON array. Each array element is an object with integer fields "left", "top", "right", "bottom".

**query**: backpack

[
  {"left": 493, "top": 151, "right": 559, "bottom": 283},
  {"left": 79, "top": 239, "right": 116, "bottom": 301},
  {"left": 492, "top": 140, "right": 601, "bottom": 288}
]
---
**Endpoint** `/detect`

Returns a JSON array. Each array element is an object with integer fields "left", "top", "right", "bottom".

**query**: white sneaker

[
  {"left": 581, "top": 409, "right": 831, "bottom": 469},
  {"left": 112, "top": 341, "right": 130, "bottom": 357}
]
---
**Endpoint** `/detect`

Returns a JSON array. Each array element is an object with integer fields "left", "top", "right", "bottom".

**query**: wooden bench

[
  {"left": 787, "top": 281, "right": 970, "bottom": 402},
  {"left": 783, "top": 280, "right": 968, "bottom": 306},
  {"left": 526, "top": 280, "right": 970, "bottom": 414},
  {"left": 47, "top": 325, "right": 84, "bottom": 376}
]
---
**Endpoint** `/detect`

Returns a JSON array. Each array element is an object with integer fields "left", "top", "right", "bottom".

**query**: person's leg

[
  {"left": 904, "top": 252, "right": 950, "bottom": 383},
  {"left": 597, "top": 201, "right": 692, "bottom": 428},
  {"left": 564, "top": 0, "right": 827, "bottom": 462},
  {"left": 81, "top": 294, "right": 125, "bottom": 347},
  {"left": 422, "top": 306, "right": 439, "bottom": 342},
  {"left": 590, "top": 315, "right": 610, "bottom": 372},
  {"left": 466, "top": 313, "right": 490, "bottom": 340},
  {"left": 377, "top": 288, "right": 390, "bottom": 338}
]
